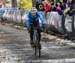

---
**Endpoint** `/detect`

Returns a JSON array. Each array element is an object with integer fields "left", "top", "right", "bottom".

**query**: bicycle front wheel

[{"left": 33, "top": 30, "right": 41, "bottom": 57}]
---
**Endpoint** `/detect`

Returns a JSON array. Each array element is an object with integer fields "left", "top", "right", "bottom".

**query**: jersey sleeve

[
  {"left": 25, "top": 14, "right": 30, "bottom": 27},
  {"left": 37, "top": 12, "right": 46, "bottom": 24}
]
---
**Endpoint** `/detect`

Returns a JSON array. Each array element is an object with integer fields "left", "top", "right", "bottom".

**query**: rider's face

[{"left": 31, "top": 13, "right": 36, "bottom": 16}]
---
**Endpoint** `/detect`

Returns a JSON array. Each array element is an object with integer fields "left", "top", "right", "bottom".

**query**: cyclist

[{"left": 25, "top": 7, "right": 46, "bottom": 48}]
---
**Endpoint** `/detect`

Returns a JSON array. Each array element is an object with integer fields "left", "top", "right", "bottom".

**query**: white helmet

[{"left": 30, "top": 7, "right": 37, "bottom": 14}]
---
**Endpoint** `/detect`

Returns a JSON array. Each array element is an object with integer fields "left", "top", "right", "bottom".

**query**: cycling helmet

[{"left": 30, "top": 7, "right": 37, "bottom": 14}]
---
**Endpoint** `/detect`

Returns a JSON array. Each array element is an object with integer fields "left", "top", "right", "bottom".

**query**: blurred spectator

[
  {"left": 36, "top": 0, "right": 74, "bottom": 15},
  {"left": 56, "top": 3, "right": 63, "bottom": 15},
  {"left": 63, "top": 0, "right": 67, "bottom": 3},
  {"left": 64, "top": 0, "right": 75, "bottom": 16},
  {"left": 68, "top": 0, "right": 75, "bottom": 9},
  {"left": 42, "top": 0, "right": 52, "bottom": 13},
  {"left": 36, "top": 1, "right": 44, "bottom": 11},
  {"left": 36, "top": 0, "right": 41, "bottom": 3},
  {"left": 67, "top": 0, "right": 75, "bottom": 15},
  {"left": 51, "top": 2, "right": 56, "bottom": 11}
]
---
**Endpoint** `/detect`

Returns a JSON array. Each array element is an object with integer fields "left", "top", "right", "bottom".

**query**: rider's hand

[
  {"left": 42, "top": 24, "right": 46, "bottom": 29},
  {"left": 41, "top": 24, "right": 46, "bottom": 32},
  {"left": 27, "top": 27, "right": 30, "bottom": 33}
]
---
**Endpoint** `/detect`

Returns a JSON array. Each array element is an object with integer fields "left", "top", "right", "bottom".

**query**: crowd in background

[{"left": 36, "top": 0, "right": 75, "bottom": 15}]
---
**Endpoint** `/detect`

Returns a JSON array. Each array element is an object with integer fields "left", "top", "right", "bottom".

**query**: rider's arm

[
  {"left": 37, "top": 12, "right": 46, "bottom": 25},
  {"left": 25, "top": 14, "right": 30, "bottom": 27}
]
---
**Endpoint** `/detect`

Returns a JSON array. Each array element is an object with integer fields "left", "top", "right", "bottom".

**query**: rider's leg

[
  {"left": 37, "top": 28, "right": 41, "bottom": 49},
  {"left": 30, "top": 31, "right": 33, "bottom": 42},
  {"left": 38, "top": 29, "right": 41, "bottom": 42},
  {"left": 30, "top": 28, "right": 34, "bottom": 47}
]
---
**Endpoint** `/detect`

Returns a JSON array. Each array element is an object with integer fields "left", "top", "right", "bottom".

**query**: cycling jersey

[{"left": 26, "top": 11, "right": 46, "bottom": 27}]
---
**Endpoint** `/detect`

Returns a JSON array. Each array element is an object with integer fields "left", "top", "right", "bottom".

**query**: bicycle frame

[{"left": 33, "top": 27, "right": 41, "bottom": 57}]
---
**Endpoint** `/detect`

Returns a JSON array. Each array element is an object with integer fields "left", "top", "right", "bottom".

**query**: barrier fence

[{"left": 1, "top": 9, "right": 75, "bottom": 39}]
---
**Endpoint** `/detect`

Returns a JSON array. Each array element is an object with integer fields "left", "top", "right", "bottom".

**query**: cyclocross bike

[{"left": 30, "top": 23, "right": 41, "bottom": 57}]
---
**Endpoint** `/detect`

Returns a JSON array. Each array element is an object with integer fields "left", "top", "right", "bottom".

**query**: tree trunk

[
  {"left": 32, "top": 0, "right": 36, "bottom": 7},
  {"left": 11, "top": 0, "right": 17, "bottom": 7}
]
